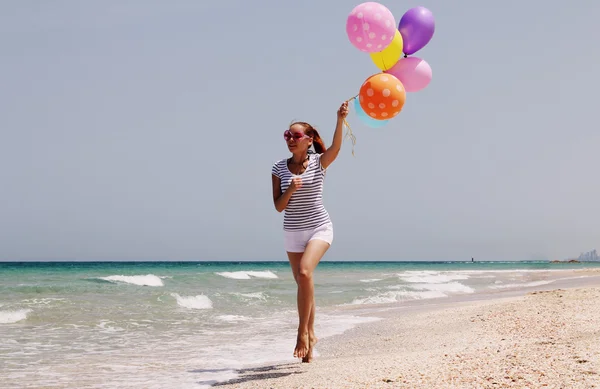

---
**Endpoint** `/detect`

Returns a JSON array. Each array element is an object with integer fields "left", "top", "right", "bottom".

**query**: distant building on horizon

[{"left": 577, "top": 249, "right": 599, "bottom": 262}]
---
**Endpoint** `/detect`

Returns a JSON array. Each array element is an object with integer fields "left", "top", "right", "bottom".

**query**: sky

[{"left": 1, "top": 0, "right": 599, "bottom": 262}]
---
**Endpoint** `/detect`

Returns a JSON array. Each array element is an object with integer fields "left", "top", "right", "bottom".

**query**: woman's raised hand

[{"left": 337, "top": 101, "right": 349, "bottom": 121}]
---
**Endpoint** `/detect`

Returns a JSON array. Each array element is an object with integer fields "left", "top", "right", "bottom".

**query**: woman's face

[{"left": 284, "top": 124, "right": 312, "bottom": 153}]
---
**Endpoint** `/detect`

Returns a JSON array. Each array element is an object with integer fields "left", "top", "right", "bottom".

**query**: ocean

[{"left": 2, "top": 260, "right": 600, "bottom": 388}]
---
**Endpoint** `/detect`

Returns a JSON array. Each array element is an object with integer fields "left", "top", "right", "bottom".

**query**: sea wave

[
  {"left": 230, "top": 292, "right": 267, "bottom": 301},
  {"left": 348, "top": 290, "right": 447, "bottom": 305},
  {"left": 22, "top": 298, "right": 67, "bottom": 306},
  {"left": 216, "top": 315, "right": 251, "bottom": 323},
  {"left": 488, "top": 280, "right": 554, "bottom": 289},
  {"left": 97, "top": 274, "right": 164, "bottom": 287},
  {"left": 405, "top": 282, "right": 475, "bottom": 294},
  {"left": 215, "top": 271, "right": 278, "bottom": 280},
  {"left": 0, "top": 309, "right": 31, "bottom": 324},
  {"left": 171, "top": 293, "right": 213, "bottom": 310},
  {"left": 398, "top": 271, "right": 470, "bottom": 284}
]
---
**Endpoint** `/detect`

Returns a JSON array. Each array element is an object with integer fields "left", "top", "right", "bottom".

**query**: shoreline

[{"left": 213, "top": 270, "right": 600, "bottom": 388}]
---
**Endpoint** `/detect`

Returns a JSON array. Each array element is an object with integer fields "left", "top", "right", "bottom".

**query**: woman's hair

[{"left": 290, "top": 121, "right": 327, "bottom": 154}]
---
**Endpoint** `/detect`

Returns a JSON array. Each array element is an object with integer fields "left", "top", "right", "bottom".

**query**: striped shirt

[{"left": 271, "top": 153, "right": 331, "bottom": 231}]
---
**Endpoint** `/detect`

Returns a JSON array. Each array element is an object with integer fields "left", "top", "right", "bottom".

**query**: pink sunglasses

[{"left": 283, "top": 130, "right": 310, "bottom": 141}]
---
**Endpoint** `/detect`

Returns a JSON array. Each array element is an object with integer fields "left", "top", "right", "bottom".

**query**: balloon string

[
  {"left": 343, "top": 118, "right": 356, "bottom": 157},
  {"left": 344, "top": 95, "right": 359, "bottom": 157}
]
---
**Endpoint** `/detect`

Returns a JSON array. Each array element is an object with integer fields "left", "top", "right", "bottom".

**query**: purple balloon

[{"left": 398, "top": 6, "right": 435, "bottom": 55}]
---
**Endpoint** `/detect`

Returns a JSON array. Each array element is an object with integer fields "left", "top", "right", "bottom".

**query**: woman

[{"left": 271, "top": 101, "right": 349, "bottom": 362}]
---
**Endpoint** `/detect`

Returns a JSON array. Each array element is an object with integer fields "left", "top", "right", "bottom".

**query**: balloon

[
  {"left": 398, "top": 6, "right": 435, "bottom": 55},
  {"left": 353, "top": 98, "right": 389, "bottom": 128},
  {"left": 358, "top": 73, "right": 406, "bottom": 120},
  {"left": 346, "top": 2, "right": 397, "bottom": 53},
  {"left": 385, "top": 56, "right": 432, "bottom": 92},
  {"left": 369, "top": 30, "right": 403, "bottom": 71}
]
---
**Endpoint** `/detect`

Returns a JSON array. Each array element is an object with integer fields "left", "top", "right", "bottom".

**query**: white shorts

[{"left": 284, "top": 222, "right": 334, "bottom": 253}]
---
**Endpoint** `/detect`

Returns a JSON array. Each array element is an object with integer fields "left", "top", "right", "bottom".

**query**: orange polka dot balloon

[{"left": 358, "top": 73, "right": 406, "bottom": 120}]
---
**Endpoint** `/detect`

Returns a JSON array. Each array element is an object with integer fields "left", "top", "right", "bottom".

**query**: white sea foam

[
  {"left": 232, "top": 292, "right": 267, "bottom": 300},
  {"left": 360, "top": 279, "right": 383, "bottom": 283},
  {"left": 245, "top": 271, "right": 278, "bottom": 279},
  {"left": 398, "top": 271, "right": 470, "bottom": 284},
  {"left": 348, "top": 271, "right": 478, "bottom": 306},
  {"left": 453, "top": 269, "right": 564, "bottom": 275},
  {"left": 315, "top": 314, "right": 381, "bottom": 338},
  {"left": 406, "top": 282, "right": 475, "bottom": 294},
  {"left": 198, "top": 370, "right": 239, "bottom": 389},
  {"left": 99, "top": 274, "right": 164, "bottom": 287},
  {"left": 348, "top": 290, "right": 447, "bottom": 305},
  {"left": 22, "top": 298, "right": 67, "bottom": 306},
  {"left": 0, "top": 309, "right": 31, "bottom": 324},
  {"left": 216, "top": 315, "right": 251, "bottom": 322},
  {"left": 215, "top": 271, "right": 278, "bottom": 280},
  {"left": 171, "top": 293, "right": 213, "bottom": 310},
  {"left": 216, "top": 272, "right": 251, "bottom": 280},
  {"left": 488, "top": 280, "right": 554, "bottom": 289},
  {"left": 97, "top": 320, "right": 125, "bottom": 333}
]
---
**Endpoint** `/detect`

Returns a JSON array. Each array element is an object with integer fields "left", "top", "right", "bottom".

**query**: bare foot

[
  {"left": 302, "top": 332, "right": 318, "bottom": 363},
  {"left": 293, "top": 331, "right": 309, "bottom": 359}
]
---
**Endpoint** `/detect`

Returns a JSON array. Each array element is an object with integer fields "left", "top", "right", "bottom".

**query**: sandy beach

[{"left": 215, "top": 270, "right": 600, "bottom": 389}]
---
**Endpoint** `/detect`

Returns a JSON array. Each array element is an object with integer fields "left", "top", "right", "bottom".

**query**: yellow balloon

[{"left": 369, "top": 30, "right": 404, "bottom": 71}]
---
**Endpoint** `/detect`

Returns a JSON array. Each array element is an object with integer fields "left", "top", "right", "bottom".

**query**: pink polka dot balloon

[{"left": 346, "top": 2, "right": 397, "bottom": 53}]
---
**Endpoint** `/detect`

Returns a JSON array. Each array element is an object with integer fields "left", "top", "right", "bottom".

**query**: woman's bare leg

[
  {"left": 303, "top": 295, "right": 317, "bottom": 362},
  {"left": 287, "top": 252, "right": 316, "bottom": 362},
  {"left": 287, "top": 239, "right": 330, "bottom": 360}
]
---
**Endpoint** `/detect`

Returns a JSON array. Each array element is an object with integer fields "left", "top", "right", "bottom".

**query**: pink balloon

[
  {"left": 385, "top": 56, "right": 432, "bottom": 92},
  {"left": 346, "top": 2, "right": 397, "bottom": 53}
]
